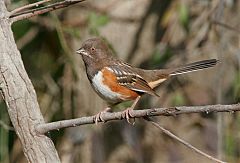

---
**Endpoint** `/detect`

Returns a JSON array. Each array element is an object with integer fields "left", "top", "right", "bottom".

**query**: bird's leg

[
  {"left": 94, "top": 107, "right": 111, "bottom": 125},
  {"left": 122, "top": 96, "right": 141, "bottom": 124}
]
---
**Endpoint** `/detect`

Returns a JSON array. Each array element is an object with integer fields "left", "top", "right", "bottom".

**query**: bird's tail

[
  {"left": 169, "top": 59, "right": 219, "bottom": 76},
  {"left": 143, "top": 59, "right": 219, "bottom": 89}
]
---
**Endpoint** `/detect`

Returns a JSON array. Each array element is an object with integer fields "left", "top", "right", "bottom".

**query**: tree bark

[{"left": 0, "top": 1, "right": 60, "bottom": 163}]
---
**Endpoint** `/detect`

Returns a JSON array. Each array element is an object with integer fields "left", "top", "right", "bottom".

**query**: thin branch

[
  {"left": 36, "top": 104, "right": 240, "bottom": 134},
  {"left": 10, "top": 0, "right": 86, "bottom": 23},
  {"left": 212, "top": 20, "right": 240, "bottom": 33},
  {"left": 144, "top": 117, "right": 225, "bottom": 163},
  {"left": 10, "top": 0, "right": 52, "bottom": 15}
]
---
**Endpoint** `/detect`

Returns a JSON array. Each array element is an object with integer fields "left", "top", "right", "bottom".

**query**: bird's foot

[
  {"left": 122, "top": 107, "right": 135, "bottom": 125},
  {"left": 93, "top": 107, "right": 111, "bottom": 125}
]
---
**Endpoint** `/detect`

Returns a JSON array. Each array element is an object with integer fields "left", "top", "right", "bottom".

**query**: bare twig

[
  {"left": 144, "top": 117, "right": 226, "bottom": 163},
  {"left": 212, "top": 20, "right": 240, "bottom": 34},
  {"left": 10, "top": 0, "right": 86, "bottom": 23},
  {"left": 36, "top": 104, "right": 240, "bottom": 134},
  {"left": 10, "top": 0, "right": 51, "bottom": 15}
]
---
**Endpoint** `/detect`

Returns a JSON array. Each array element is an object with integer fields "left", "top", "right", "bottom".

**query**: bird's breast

[{"left": 91, "top": 67, "right": 139, "bottom": 103}]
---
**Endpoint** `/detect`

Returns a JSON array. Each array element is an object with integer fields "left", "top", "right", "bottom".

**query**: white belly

[{"left": 92, "top": 71, "right": 122, "bottom": 103}]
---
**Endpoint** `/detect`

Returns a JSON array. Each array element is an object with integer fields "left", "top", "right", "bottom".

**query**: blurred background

[{"left": 0, "top": 0, "right": 240, "bottom": 162}]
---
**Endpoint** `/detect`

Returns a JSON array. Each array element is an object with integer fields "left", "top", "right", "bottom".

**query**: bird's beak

[
  {"left": 76, "top": 48, "right": 93, "bottom": 59},
  {"left": 76, "top": 48, "right": 85, "bottom": 55}
]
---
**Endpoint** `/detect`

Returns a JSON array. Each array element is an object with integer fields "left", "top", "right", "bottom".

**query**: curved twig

[{"left": 144, "top": 117, "right": 226, "bottom": 163}]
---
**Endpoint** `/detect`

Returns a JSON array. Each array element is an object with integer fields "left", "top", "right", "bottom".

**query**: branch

[
  {"left": 10, "top": 0, "right": 52, "bottom": 15},
  {"left": 36, "top": 104, "right": 240, "bottom": 134},
  {"left": 10, "top": 0, "right": 86, "bottom": 23},
  {"left": 144, "top": 117, "right": 225, "bottom": 163},
  {"left": 212, "top": 20, "right": 240, "bottom": 33}
]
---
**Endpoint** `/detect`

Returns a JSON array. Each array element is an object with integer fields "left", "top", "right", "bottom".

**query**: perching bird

[{"left": 76, "top": 38, "right": 218, "bottom": 123}]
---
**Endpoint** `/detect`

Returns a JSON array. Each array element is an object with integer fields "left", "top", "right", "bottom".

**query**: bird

[{"left": 76, "top": 37, "right": 219, "bottom": 124}]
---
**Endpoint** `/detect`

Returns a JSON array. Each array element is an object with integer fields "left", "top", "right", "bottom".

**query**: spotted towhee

[{"left": 76, "top": 38, "right": 219, "bottom": 124}]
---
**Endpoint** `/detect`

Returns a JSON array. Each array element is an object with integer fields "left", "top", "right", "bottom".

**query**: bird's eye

[{"left": 91, "top": 47, "right": 96, "bottom": 52}]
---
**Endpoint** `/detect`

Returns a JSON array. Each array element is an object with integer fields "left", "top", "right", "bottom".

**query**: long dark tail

[{"left": 170, "top": 59, "right": 219, "bottom": 76}]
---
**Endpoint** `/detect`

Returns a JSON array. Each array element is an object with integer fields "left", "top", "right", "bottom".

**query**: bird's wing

[{"left": 108, "top": 65, "right": 159, "bottom": 97}]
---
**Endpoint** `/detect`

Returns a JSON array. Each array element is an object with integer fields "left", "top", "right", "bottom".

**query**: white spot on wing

[
  {"left": 148, "top": 78, "right": 166, "bottom": 88},
  {"left": 106, "top": 67, "right": 114, "bottom": 72}
]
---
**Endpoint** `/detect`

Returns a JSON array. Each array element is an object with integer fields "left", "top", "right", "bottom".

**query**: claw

[
  {"left": 122, "top": 108, "right": 135, "bottom": 125},
  {"left": 93, "top": 107, "right": 111, "bottom": 125},
  {"left": 122, "top": 96, "right": 140, "bottom": 124}
]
